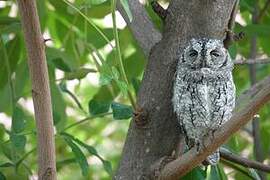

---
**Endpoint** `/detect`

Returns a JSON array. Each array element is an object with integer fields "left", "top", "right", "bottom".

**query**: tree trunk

[
  {"left": 17, "top": 0, "right": 57, "bottom": 179},
  {"left": 115, "top": 0, "right": 236, "bottom": 179}
]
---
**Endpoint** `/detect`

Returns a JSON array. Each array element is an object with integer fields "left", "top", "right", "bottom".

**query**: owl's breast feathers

[{"left": 173, "top": 66, "right": 235, "bottom": 136}]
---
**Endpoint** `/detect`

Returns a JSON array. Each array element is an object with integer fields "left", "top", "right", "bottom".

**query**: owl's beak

[{"left": 201, "top": 56, "right": 207, "bottom": 68}]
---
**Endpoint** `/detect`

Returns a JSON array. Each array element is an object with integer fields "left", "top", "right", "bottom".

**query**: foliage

[{"left": 0, "top": 0, "right": 270, "bottom": 179}]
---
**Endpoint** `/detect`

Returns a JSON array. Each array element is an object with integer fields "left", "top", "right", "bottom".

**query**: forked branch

[{"left": 158, "top": 75, "right": 270, "bottom": 179}]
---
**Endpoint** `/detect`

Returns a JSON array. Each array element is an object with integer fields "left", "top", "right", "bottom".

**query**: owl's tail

[{"left": 203, "top": 149, "right": 220, "bottom": 165}]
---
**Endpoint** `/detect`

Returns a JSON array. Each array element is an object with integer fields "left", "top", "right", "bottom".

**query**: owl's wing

[{"left": 172, "top": 75, "right": 186, "bottom": 133}]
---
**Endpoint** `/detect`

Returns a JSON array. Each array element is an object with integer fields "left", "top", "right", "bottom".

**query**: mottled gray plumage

[{"left": 172, "top": 38, "right": 235, "bottom": 165}]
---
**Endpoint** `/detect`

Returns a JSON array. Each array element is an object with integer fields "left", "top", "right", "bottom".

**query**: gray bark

[{"left": 115, "top": 0, "right": 236, "bottom": 179}]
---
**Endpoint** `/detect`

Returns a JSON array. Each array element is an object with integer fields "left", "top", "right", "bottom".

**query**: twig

[
  {"left": 117, "top": 0, "right": 161, "bottom": 56},
  {"left": 61, "top": 112, "right": 112, "bottom": 132},
  {"left": 223, "top": 0, "right": 239, "bottom": 49},
  {"left": 220, "top": 148, "right": 270, "bottom": 173},
  {"left": 220, "top": 159, "right": 254, "bottom": 179},
  {"left": 234, "top": 58, "right": 270, "bottom": 65},
  {"left": 249, "top": 2, "right": 266, "bottom": 179},
  {"left": 17, "top": 1, "right": 56, "bottom": 179},
  {"left": 158, "top": 75, "right": 270, "bottom": 179}
]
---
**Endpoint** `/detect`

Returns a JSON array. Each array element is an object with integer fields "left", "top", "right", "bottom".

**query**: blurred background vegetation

[{"left": 0, "top": 0, "right": 270, "bottom": 179}]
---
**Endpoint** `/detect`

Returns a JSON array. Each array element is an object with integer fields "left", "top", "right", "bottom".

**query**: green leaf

[
  {"left": 86, "top": 0, "right": 108, "bottom": 5},
  {"left": 131, "top": 78, "right": 141, "bottom": 95},
  {"left": 0, "top": 17, "right": 20, "bottom": 25},
  {"left": 99, "top": 73, "right": 113, "bottom": 85},
  {"left": 64, "top": 68, "right": 96, "bottom": 80},
  {"left": 111, "top": 66, "right": 120, "bottom": 80},
  {"left": 61, "top": 133, "right": 112, "bottom": 176},
  {"left": 52, "top": 57, "right": 72, "bottom": 72},
  {"left": 63, "top": 136, "right": 89, "bottom": 177},
  {"left": 248, "top": 168, "right": 260, "bottom": 179},
  {"left": 119, "top": 0, "right": 133, "bottom": 22},
  {"left": 0, "top": 36, "right": 21, "bottom": 91},
  {"left": 182, "top": 167, "right": 206, "bottom": 180},
  {"left": 88, "top": 99, "right": 111, "bottom": 115},
  {"left": 229, "top": 44, "right": 237, "bottom": 59},
  {"left": 99, "top": 64, "right": 113, "bottom": 85},
  {"left": 209, "top": 165, "right": 224, "bottom": 180},
  {"left": 46, "top": 48, "right": 74, "bottom": 72},
  {"left": 50, "top": 82, "right": 67, "bottom": 127},
  {"left": 12, "top": 106, "right": 26, "bottom": 133},
  {"left": 0, "top": 162, "right": 14, "bottom": 168},
  {"left": 102, "top": 160, "right": 113, "bottom": 176},
  {"left": 243, "top": 24, "right": 270, "bottom": 37},
  {"left": 0, "top": 172, "right": 6, "bottom": 180},
  {"left": 10, "top": 134, "right": 26, "bottom": 152},
  {"left": 111, "top": 102, "right": 132, "bottom": 120},
  {"left": 61, "top": 133, "right": 99, "bottom": 157},
  {"left": 0, "top": 17, "right": 21, "bottom": 34},
  {"left": 116, "top": 80, "right": 128, "bottom": 96}
]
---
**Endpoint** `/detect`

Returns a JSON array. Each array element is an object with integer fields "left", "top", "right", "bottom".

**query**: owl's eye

[
  {"left": 189, "top": 50, "right": 198, "bottom": 57},
  {"left": 210, "top": 50, "right": 220, "bottom": 57}
]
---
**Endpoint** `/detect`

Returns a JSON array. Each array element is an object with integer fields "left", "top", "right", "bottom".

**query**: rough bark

[
  {"left": 115, "top": 0, "right": 236, "bottom": 179},
  {"left": 17, "top": 0, "right": 56, "bottom": 179}
]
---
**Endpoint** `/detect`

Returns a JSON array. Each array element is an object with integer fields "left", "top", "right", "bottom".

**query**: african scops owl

[{"left": 172, "top": 38, "right": 235, "bottom": 165}]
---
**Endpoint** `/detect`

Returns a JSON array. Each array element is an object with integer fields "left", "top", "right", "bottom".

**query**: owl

[{"left": 172, "top": 38, "right": 235, "bottom": 165}]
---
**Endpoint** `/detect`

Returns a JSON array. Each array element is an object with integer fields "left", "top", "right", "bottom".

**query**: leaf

[
  {"left": 248, "top": 168, "right": 260, "bottom": 180},
  {"left": 182, "top": 167, "right": 206, "bottom": 180},
  {"left": 46, "top": 48, "right": 74, "bottom": 72},
  {"left": 131, "top": 78, "right": 141, "bottom": 95},
  {"left": 0, "top": 172, "right": 6, "bottom": 180},
  {"left": 102, "top": 160, "right": 113, "bottom": 176},
  {"left": 61, "top": 133, "right": 112, "bottom": 176},
  {"left": 99, "top": 64, "right": 113, "bottom": 85},
  {"left": 86, "top": 0, "right": 108, "bottom": 5},
  {"left": 243, "top": 24, "right": 270, "bottom": 37},
  {"left": 50, "top": 82, "right": 67, "bottom": 127},
  {"left": 0, "top": 36, "right": 21, "bottom": 90},
  {"left": 99, "top": 73, "right": 113, "bottom": 85},
  {"left": 116, "top": 80, "right": 128, "bottom": 96},
  {"left": 209, "top": 165, "right": 225, "bottom": 180},
  {"left": 63, "top": 136, "right": 89, "bottom": 177},
  {"left": 119, "top": 0, "right": 133, "bottom": 22},
  {"left": 0, "top": 162, "right": 14, "bottom": 168},
  {"left": 0, "top": 17, "right": 21, "bottom": 34},
  {"left": 52, "top": 58, "right": 72, "bottom": 72},
  {"left": 111, "top": 66, "right": 120, "bottom": 80},
  {"left": 88, "top": 99, "right": 111, "bottom": 115},
  {"left": 61, "top": 133, "right": 99, "bottom": 157},
  {"left": 0, "top": 17, "right": 20, "bottom": 25},
  {"left": 12, "top": 106, "right": 26, "bottom": 133},
  {"left": 10, "top": 134, "right": 26, "bottom": 152},
  {"left": 64, "top": 68, "right": 96, "bottom": 80},
  {"left": 111, "top": 102, "right": 132, "bottom": 120}
]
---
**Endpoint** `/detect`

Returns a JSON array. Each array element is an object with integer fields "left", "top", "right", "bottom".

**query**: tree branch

[
  {"left": 117, "top": 0, "right": 162, "bottom": 57},
  {"left": 257, "top": 0, "right": 270, "bottom": 22},
  {"left": 17, "top": 0, "right": 56, "bottom": 179},
  {"left": 220, "top": 148, "right": 270, "bottom": 173},
  {"left": 234, "top": 58, "right": 270, "bottom": 65},
  {"left": 159, "top": 75, "right": 270, "bottom": 179}
]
